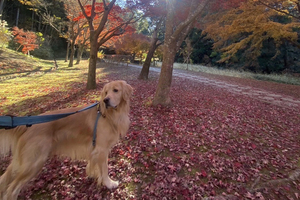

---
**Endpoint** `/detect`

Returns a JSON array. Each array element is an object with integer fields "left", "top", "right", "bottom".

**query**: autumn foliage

[
  {"left": 209, "top": 0, "right": 247, "bottom": 11},
  {"left": 203, "top": 0, "right": 300, "bottom": 71},
  {"left": 114, "top": 33, "right": 150, "bottom": 60},
  {"left": 12, "top": 26, "right": 38, "bottom": 55},
  {"left": 75, "top": 0, "right": 139, "bottom": 89},
  {"left": 74, "top": 2, "right": 135, "bottom": 44}
]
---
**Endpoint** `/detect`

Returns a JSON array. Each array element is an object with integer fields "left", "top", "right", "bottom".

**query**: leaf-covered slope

[{"left": 1, "top": 62, "right": 300, "bottom": 199}]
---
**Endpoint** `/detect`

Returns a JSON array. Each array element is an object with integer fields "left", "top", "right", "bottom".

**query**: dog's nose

[{"left": 103, "top": 97, "right": 110, "bottom": 104}]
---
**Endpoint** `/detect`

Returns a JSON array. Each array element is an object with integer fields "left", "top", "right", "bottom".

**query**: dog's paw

[
  {"left": 97, "top": 176, "right": 103, "bottom": 186},
  {"left": 103, "top": 178, "right": 119, "bottom": 189}
]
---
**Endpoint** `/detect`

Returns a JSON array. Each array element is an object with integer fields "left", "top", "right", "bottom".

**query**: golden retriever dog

[{"left": 0, "top": 80, "right": 133, "bottom": 200}]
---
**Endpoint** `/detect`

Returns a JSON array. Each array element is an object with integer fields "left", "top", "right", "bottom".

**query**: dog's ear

[{"left": 122, "top": 81, "right": 133, "bottom": 102}]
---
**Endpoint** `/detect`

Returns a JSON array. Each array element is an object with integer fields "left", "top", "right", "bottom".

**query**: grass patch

[
  {"left": 0, "top": 48, "right": 53, "bottom": 74},
  {"left": 196, "top": 66, "right": 300, "bottom": 85},
  {"left": 0, "top": 54, "right": 106, "bottom": 115},
  {"left": 1, "top": 61, "right": 79, "bottom": 103},
  {"left": 166, "top": 62, "right": 300, "bottom": 85},
  {"left": 252, "top": 73, "right": 300, "bottom": 85}
]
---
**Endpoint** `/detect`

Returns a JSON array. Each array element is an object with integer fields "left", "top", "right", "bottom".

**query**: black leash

[{"left": 0, "top": 103, "right": 99, "bottom": 129}]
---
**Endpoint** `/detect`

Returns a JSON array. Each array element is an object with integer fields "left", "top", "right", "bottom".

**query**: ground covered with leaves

[{"left": 1, "top": 61, "right": 300, "bottom": 199}]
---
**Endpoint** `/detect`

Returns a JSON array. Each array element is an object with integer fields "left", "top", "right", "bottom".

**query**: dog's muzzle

[
  {"left": 103, "top": 97, "right": 117, "bottom": 109},
  {"left": 103, "top": 97, "right": 110, "bottom": 108}
]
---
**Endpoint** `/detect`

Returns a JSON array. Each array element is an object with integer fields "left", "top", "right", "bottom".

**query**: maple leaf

[{"left": 168, "top": 165, "right": 177, "bottom": 173}]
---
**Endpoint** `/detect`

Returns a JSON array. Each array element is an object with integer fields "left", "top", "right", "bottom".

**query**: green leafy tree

[{"left": 174, "top": 28, "right": 213, "bottom": 65}]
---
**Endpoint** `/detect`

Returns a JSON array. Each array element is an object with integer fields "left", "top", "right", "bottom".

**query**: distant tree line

[{"left": 2, "top": 0, "right": 299, "bottom": 75}]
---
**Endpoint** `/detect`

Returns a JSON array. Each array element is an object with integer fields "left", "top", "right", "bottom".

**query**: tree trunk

[
  {"left": 138, "top": 39, "right": 158, "bottom": 80},
  {"left": 138, "top": 19, "right": 162, "bottom": 80},
  {"left": 38, "top": 15, "right": 42, "bottom": 32},
  {"left": 31, "top": 11, "right": 34, "bottom": 31},
  {"left": 76, "top": 45, "right": 84, "bottom": 64},
  {"left": 152, "top": 0, "right": 209, "bottom": 106},
  {"left": 0, "top": 0, "right": 5, "bottom": 19},
  {"left": 16, "top": 7, "right": 20, "bottom": 26},
  {"left": 65, "top": 40, "right": 70, "bottom": 62},
  {"left": 131, "top": 53, "right": 136, "bottom": 63},
  {"left": 68, "top": 41, "right": 75, "bottom": 67},
  {"left": 86, "top": 34, "right": 98, "bottom": 89},
  {"left": 44, "top": 24, "right": 48, "bottom": 34},
  {"left": 152, "top": 43, "right": 177, "bottom": 106},
  {"left": 152, "top": 0, "right": 176, "bottom": 106},
  {"left": 77, "top": 0, "right": 117, "bottom": 90}
]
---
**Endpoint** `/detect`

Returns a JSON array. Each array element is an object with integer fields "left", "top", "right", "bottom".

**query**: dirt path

[{"left": 129, "top": 64, "right": 300, "bottom": 109}]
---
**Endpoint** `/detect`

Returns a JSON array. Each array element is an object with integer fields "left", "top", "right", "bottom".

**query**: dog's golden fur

[{"left": 0, "top": 80, "right": 133, "bottom": 200}]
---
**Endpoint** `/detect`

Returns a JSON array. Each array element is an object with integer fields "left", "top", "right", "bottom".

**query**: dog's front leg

[
  {"left": 96, "top": 149, "right": 119, "bottom": 189},
  {"left": 86, "top": 160, "right": 99, "bottom": 179}
]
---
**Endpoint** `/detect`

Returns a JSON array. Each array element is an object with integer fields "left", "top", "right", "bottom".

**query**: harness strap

[
  {"left": 0, "top": 103, "right": 99, "bottom": 129},
  {"left": 92, "top": 110, "right": 102, "bottom": 147}
]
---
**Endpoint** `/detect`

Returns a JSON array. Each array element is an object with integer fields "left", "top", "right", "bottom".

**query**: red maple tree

[
  {"left": 77, "top": 0, "right": 138, "bottom": 89},
  {"left": 12, "top": 26, "right": 38, "bottom": 55}
]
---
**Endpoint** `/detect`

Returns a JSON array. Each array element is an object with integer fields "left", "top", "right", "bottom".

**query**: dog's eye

[
  {"left": 113, "top": 89, "right": 118, "bottom": 93},
  {"left": 105, "top": 91, "right": 107, "bottom": 95}
]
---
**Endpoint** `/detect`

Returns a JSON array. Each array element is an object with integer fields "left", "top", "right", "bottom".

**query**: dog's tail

[{"left": 0, "top": 126, "right": 27, "bottom": 157}]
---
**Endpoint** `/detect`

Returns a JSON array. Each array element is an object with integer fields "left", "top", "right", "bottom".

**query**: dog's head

[{"left": 100, "top": 80, "right": 133, "bottom": 114}]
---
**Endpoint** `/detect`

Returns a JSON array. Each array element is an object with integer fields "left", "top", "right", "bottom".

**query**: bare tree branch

[{"left": 257, "top": 0, "right": 300, "bottom": 20}]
